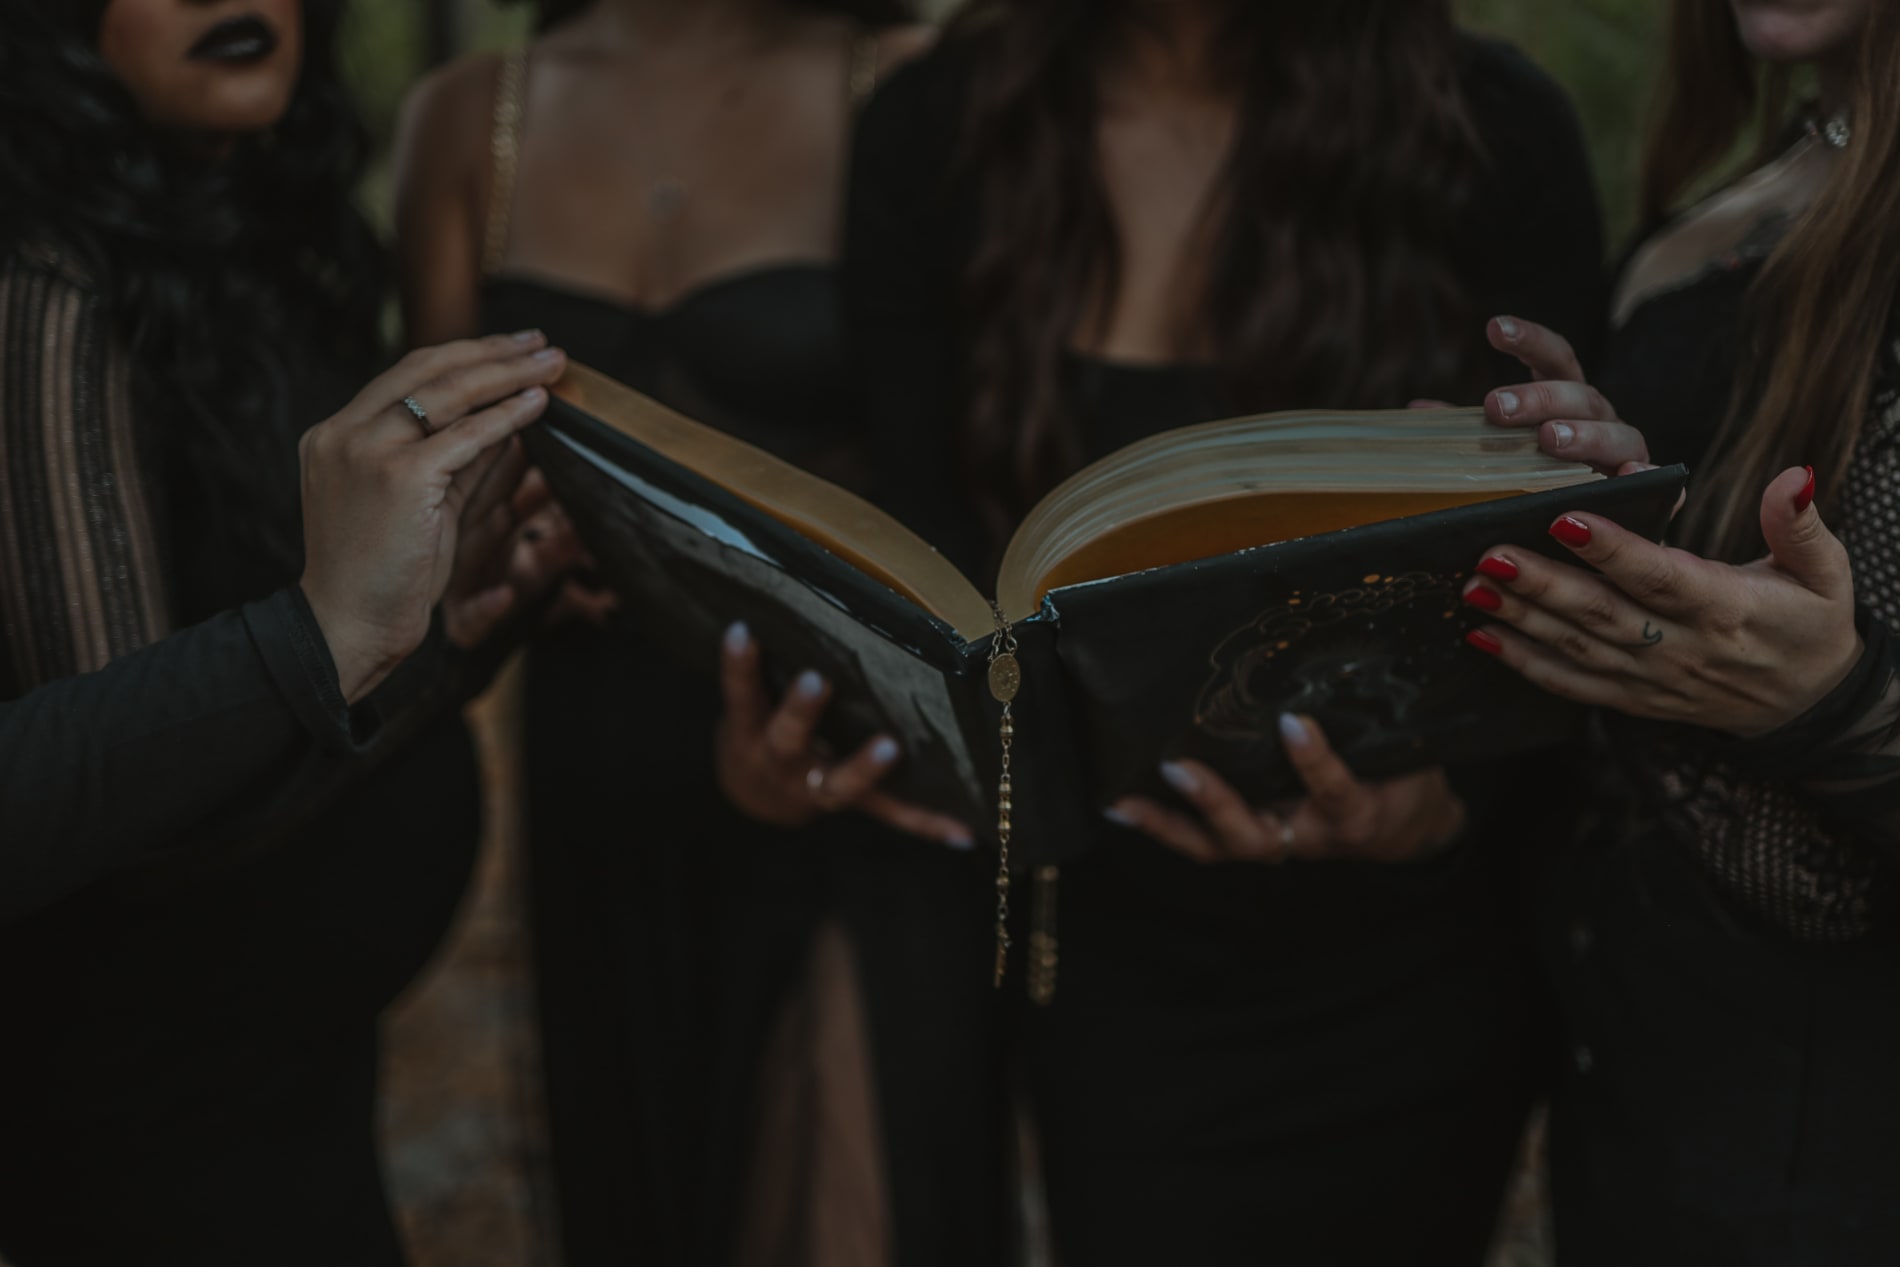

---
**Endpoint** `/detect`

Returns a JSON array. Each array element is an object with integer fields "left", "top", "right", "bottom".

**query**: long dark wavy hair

[
  {"left": 1648, "top": 0, "right": 1900, "bottom": 562},
  {"left": 0, "top": 0, "right": 384, "bottom": 607},
  {"left": 944, "top": 0, "right": 1484, "bottom": 543},
  {"left": 516, "top": 0, "right": 915, "bottom": 34}
]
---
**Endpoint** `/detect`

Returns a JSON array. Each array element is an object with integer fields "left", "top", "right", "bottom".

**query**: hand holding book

[
  {"left": 715, "top": 621, "right": 977, "bottom": 849},
  {"left": 1105, "top": 713, "right": 1466, "bottom": 866},
  {"left": 1481, "top": 314, "right": 1654, "bottom": 476},
  {"left": 1464, "top": 465, "right": 1864, "bottom": 738}
]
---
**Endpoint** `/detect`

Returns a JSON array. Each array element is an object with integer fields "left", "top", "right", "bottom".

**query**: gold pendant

[{"left": 988, "top": 652, "right": 1020, "bottom": 703}]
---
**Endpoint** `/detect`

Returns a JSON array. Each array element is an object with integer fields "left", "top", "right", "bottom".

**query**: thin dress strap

[
  {"left": 846, "top": 29, "right": 880, "bottom": 114},
  {"left": 481, "top": 52, "right": 528, "bottom": 278}
]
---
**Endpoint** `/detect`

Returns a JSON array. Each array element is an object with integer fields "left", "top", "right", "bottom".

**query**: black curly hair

[{"left": 0, "top": 0, "right": 386, "bottom": 611}]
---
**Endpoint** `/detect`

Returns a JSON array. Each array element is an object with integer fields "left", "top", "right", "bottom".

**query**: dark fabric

[
  {"left": 844, "top": 31, "right": 1605, "bottom": 1265},
  {"left": 486, "top": 271, "right": 1009, "bottom": 1267},
  {"left": 0, "top": 253, "right": 481, "bottom": 1266},
  {"left": 1542, "top": 226, "right": 1900, "bottom": 1261},
  {"left": 1542, "top": 811, "right": 1900, "bottom": 1267}
]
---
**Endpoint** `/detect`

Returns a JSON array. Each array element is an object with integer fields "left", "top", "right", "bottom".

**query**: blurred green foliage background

[{"left": 339, "top": 0, "right": 1669, "bottom": 249}]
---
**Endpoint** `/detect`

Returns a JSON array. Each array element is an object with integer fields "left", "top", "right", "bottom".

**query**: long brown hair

[
  {"left": 945, "top": 0, "right": 1484, "bottom": 546},
  {"left": 1660, "top": 0, "right": 1900, "bottom": 561}
]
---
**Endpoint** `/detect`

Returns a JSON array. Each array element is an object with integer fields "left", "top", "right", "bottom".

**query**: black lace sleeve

[{"left": 1651, "top": 347, "right": 1900, "bottom": 939}]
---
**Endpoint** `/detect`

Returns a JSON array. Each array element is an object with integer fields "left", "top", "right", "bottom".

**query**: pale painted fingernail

[
  {"left": 944, "top": 830, "right": 975, "bottom": 851},
  {"left": 533, "top": 347, "right": 564, "bottom": 364},
  {"left": 869, "top": 736, "right": 899, "bottom": 764},
  {"left": 1278, "top": 714, "right": 1309, "bottom": 747},
  {"left": 794, "top": 670, "right": 825, "bottom": 698},
  {"left": 1549, "top": 422, "right": 1575, "bottom": 449},
  {"left": 518, "top": 386, "right": 546, "bottom": 405},
  {"left": 1495, "top": 390, "right": 1520, "bottom": 417},
  {"left": 723, "top": 621, "right": 750, "bottom": 654},
  {"left": 512, "top": 328, "right": 543, "bottom": 342},
  {"left": 1496, "top": 316, "right": 1520, "bottom": 340},
  {"left": 1103, "top": 805, "right": 1138, "bottom": 829},
  {"left": 1160, "top": 761, "right": 1199, "bottom": 795}
]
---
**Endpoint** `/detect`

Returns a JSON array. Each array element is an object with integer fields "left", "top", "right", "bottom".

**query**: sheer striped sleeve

[{"left": 0, "top": 256, "right": 170, "bottom": 698}]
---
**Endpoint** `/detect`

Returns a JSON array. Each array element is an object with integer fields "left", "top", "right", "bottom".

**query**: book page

[
  {"left": 995, "top": 408, "right": 1599, "bottom": 619},
  {"left": 553, "top": 364, "right": 999, "bottom": 641}
]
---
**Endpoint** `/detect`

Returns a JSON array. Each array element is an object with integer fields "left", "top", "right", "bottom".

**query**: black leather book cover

[{"left": 529, "top": 397, "right": 1685, "bottom": 866}]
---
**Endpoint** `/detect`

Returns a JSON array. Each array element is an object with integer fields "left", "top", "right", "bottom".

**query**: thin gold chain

[{"left": 986, "top": 603, "right": 1020, "bottom": 987}]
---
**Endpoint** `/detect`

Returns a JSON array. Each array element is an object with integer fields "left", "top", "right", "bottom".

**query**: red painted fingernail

[
  {"left": 1466, "top": 629, "right": 1503, "bottom": 656},
  {"left": 1793, "top": 465, "right": 1816, "bottom": 513},
  {"left": 1464, "top": 585, "right": 1503, "bottom": 612},
  {"left": 1550, "top": 515, "right": 1593, "bottom": 548},
  {"left": 1477, "top": 556, "right": 1519, "bottom": 582}
]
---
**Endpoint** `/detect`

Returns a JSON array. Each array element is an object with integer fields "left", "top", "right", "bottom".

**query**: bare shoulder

[
  {"left": 396, "top": 51, "right": 508, "bottom": 178},
  {"left": 874, "top": 23, "right": 936, "bottom": 73}
]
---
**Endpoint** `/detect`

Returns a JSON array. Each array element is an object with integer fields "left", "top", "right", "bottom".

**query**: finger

[
  {"left": 446, "top": 583, "right": 518, "bottom": 650},
  {"left": 353, "top": 330, "right": 548, "bottom": 421},
  {"left": 408, "top": 347, "right": 567, "bottom": 433},
  {"left": 761, "top": 669, "right": 830, "bottom": 762},
  {"left": 1158, "top": 760, "right": 1274, "bottom": 859},
  {"left": 1462, "top": 561, "right": 1650, "bottom": 670},
  {"left": 423, "top": 386, "right": 551, "bottom": 474},
  {"left": 1759, "top": 465, "right": 1854, "bottom": 601},
  {"left": 1487, "top": 315, "right": 1583, "bottom": 382},
  {"left": 511, "top": 468, "right": 555, "bottom": 520},
  {"left": 457, "top": 434, "right": 530, "bottom": 529},
  {"left": 858, "top": 791, "right": 977, "bottom": 849},
  {"left": 718, "top": 622, "right": 769, "bottom": 736},
  {"left": 1274, "top": 802, "right": 1334, "bottom": 861},
  {"left": 456, "top": 493, "right": 520, "bottom": 586},
  {"left": 1465, "top": 622, "right": 1659, "bottom": 717},
  {"left": 818, "top": 734, "right": 903, "bottom": 808},
  {"left": 1106, "top": 798, "right": 1222, "bottom": 864},
  {"left": 1486, "top": 379, "right": 1618, "bottom": 430},
  {"left": 1538, "top": 419, "right": 1650, "bottom": 471},
  {"left": 1540, "top": 512, "right": 1712, "bottom": 621},
  {"left": 1275, "top": 716, "right": 1363, "bottom": 825}
]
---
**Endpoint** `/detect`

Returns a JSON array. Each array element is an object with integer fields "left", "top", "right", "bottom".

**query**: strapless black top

[{"left": 483, "top": 264, "right": 857, "bottom": 469}]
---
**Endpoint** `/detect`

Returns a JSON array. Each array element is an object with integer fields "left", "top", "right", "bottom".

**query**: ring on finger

[
  {"left": 805, "top": 765, "right": 838, "bottom": 811},
  {"left": 401, "top": 395, "right": 433, "bottom": 437}
]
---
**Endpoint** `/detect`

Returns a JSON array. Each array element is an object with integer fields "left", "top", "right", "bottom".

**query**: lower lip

[{"left": 189, "top": 31, "right": 278, "bottom": 65}]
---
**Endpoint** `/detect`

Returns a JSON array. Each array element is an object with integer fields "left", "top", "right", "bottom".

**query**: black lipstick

[{"left": 187, "top": 14, "right": 279, "bottom": 64}]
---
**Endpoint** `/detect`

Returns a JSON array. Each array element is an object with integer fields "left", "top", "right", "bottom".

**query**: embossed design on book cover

[{"left": 1193, "top": 570, "right": 1478, "bottom": 752}]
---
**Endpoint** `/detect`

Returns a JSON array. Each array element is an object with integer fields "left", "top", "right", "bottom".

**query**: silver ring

[{"left": 401, "top": 395, "right": 431, "bottom": 434}]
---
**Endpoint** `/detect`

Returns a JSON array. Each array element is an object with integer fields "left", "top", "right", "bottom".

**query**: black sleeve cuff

[{"left": 245, "top": 587, "right": 382, "bottom": 755}]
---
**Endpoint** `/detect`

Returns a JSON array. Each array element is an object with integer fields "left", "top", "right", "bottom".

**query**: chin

[
  {"left": 1731, "top": 2, "right": 1863, "bottom": 63},
  {"left": 162, "top": 75, "right": 298, "bottom": 135}
]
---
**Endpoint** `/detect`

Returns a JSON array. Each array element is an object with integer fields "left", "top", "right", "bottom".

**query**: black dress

[
  {"left": 844, "top": 35, "right": 1606, "bottom": 1267},
  {"left": 1541, "top": 229, "right": 1900, "bottom": 1263},
  {"left": 483, "top": 271, "right": 1007, "bottom": 1267},
  {"left": 0, "top": 249, "right": 485, "bottom": 1265}
]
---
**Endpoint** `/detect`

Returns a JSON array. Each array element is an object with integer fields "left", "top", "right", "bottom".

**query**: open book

[{"left": 527, "top": 364, "right": 1686, "bottom": 864}]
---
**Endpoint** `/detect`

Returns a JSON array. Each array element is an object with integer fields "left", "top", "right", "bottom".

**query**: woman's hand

[
  {"left": 442, "top": 462, "right": 594, "bottom": 648},
  {"left": 1463, "top": 466, "right": 1863, "bottom": 737},
  {"left": 715, "top": 623, "right": 976, "bottom": 848},
  {"left": 299, "top": 330, "right": 567, "bottom": 702},
  {"left": 1107, "top": 715, "right": 1466, "bottom": 865},
  {"left": 1483, "top": 315, "right": 1653, "bottom": 477}
]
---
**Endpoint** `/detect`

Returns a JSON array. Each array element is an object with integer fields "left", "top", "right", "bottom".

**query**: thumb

[{"left": 1760, "top": 465, "right": 1850, "bottom": 598}]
